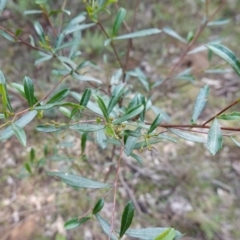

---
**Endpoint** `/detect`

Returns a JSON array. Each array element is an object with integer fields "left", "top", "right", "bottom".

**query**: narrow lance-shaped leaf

[
  {"left": 33, "top": 21, "right": 45, "bottom": 43},
  {"left": 0, "top": 70, "right": 13, "bottom": 113},
  {"left": 154, "top": 228, "right": 176, "bottom": 240},
  {"left": 81, "top": 132, "right": 87, "bottom": 154},
  {"left": 169, "top": 128, "right": 206, "bottom": 143},
  {"left": 119, "top": 201, "right": 134, "bottom": 238},
  {"left": 148, "top": 114, "right": 162, "bottom": 134},
  {"left": 107, "top": 84, "right": 125, "bottom": 114},
  {"left": 24, "top": 76, "right": 35, "bottom": 107},
  {"left": 47, "top": 88, "right": 70, "bottom": 104},
  {"left": 124, "top": 128, "right": 141, "bottom": 156},
  {"left": 191, "top": 85, "right": 209, "bottom": 123},
  {"left": 112, "top": 8, "right": 126, "bottom": 37},
  {"left": 230, "top": 137, "right": 240, "bottom": 147},
  {"left": 163, "top": 27, "right": 187, "bottom": 43},
  {"left": 125, "top": 228, "right": 183, "bottom": 239},
  {"left": 64, "top": 217, "right": 91, "bottom": 230},
  {"left": 96, "top": 96, "right": 109, "bottom": 122},
  {"left": 0, "top": 111, "right": 37, "bottom": 140},
  {"left": 207, "top": 118, "right": 223, "bottom": 155},
  {"left": 92, "top": 198, "right": 104, "bottom": 215},
  {"left": 113, "top": 104, "right": 144, "bottom": 124},
  {"left": 48, "top": 172, "right": 111, "bottom": 189},
  {"left": 36, "top": 124, "right": 67, "bottom": 133},
  {"left": 112, "top": 28, "right": 161, "bottom": 40},
  {"left": 80, "top": 88, "right": 91, "bottom": 107},
  {"left": 137, "top": 94, "right": 146, "bottom": 121},
  {"left": 218, "top": 112, "right": 240, "bottom": 120},
  {"left": 12, "top": 123, "right": 27, "bottom": 147},
  {"left": 206, "top": 44, "right": 240, "bottom": 77},
  {"left": 130, "top": 153, "right": 143, "bottom": 164},
  {"left": 70, "top": 124, "right": 104, "bottom": 132},
  {"left": 96, "top": 128, "right": 107, "bottom": 149},
  {"left": 0, "top": 0, "right": 7, "bottom": 13},
  {"left": 96, "top": 214, "right": 118, "bottom": 240}
]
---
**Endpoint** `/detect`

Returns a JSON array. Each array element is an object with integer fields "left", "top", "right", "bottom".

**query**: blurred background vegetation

[{"left": 1, "top": 0, "right": 240, "bottom": 239}]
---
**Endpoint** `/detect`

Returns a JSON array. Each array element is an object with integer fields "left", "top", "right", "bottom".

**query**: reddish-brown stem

[
  {"left": 108, "top": 147, "right": 123, "bottom": 240},
  {"left": 158, "top": 0, "right": 226, "bottom": 89},
  {"left": 97, "top": 22, "right": 124, "bottom": 70},
  {"left": 42, "top": 9, "right": 58, "bottom": 37},
  {"left": 202, "top": 98, "right": 240, "bottom": 126},
  {"left": 154, "top": 124, "right": 240, "bottom": 132},
  {"left": 0, "top": 25, "right": 48, "bottom": 53}
]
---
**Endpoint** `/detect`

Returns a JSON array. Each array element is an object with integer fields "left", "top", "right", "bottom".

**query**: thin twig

[
  {"left": 202, "top": 98, "right": 240, "bottom": 126},
  {"left": 0, "top": 25, "right": 48, "bottom": 53},
  {"left": 119, "top": 170, "right": 142, "bottom": 215},
  {"left": 158, "top": 0, "right": 226, "bottom": 89},
  {"left": 97, "top": 22, "right": 124, "bottom": 70},
  {"left": 108, "top": 147, "right": 124, "bottom": 240}
]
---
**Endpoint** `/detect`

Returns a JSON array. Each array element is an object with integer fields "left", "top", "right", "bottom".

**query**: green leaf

[
  {"left": 96, "top": 214, "right": 118, "bottom": 240},
  {"left": 70, "top": 124, "right": 104, "bottom": 132},
  {"left": 64, "top": 217, "right": 90, "bottom": 230},
  {"left": 24, "top": 76, "right": 35, "bottom": 107},
  {"left": 154, "top": 228, "right": 176, "bottom": 240},
  {"left": 124, "top": 128, "right": 141, "bottom": 156},
  {"left": 0, "top": 70, "right": 13, "bottom": 113},
  {"left": 0, "top": 0, "right": 7, "bottom": 12},
  {"left": 169, "top": 128, "right": 206, "bottom": 143},
  {"left": 0, "top": 111, "right": 37, "bottom": 140},
  {"left": 92, "top": 198, "right": 104, "bottom": 215},
  {"left": 230, "top": 137, "right": 240, "bottom": 147},
  {"left": 206, "top": 44, "right": 240, "bottom": 77},
  {"left": 71, "top": 91, "right": 103, "bottom": 116},
  {"left": 81, "top": 132, "right": 87, "bottom": 153},
  {"left": 25, "top": 162, "right": 32, "bottom": 174},
  {"left": 107, "top": 84, "right": 125, "bottom": 114},
  {"left": 113, "top": 105, "right": 144, "bottom": 124},
  {"left": 72, "top": 72, "right": 102, "bottom": 84},
  {"left": 48, "top": 172, "right": 111, "bottom": 189},
  {"left": 128, "top": 68, "right": 149, "bottom": 91},
  {"left": 218, "top": 112, "right": 240, "bottom": 120},
  {"left": 96, "top": 96, "right": 109, "bottom": 122},
  {"left": 96, "top": 128, "right": 107, "bottom": 149},
  {"left": 11, "top": 83, "right": 25, "bottom": 98},
  {"left": 207, "top": 19, "right": 230, "bottom": 27},
  {"left": 163, "top": 27, "right": 187, "bottom": 43},
  {"left": 148, "top": 114, "right": 162, "bottom": 134},
  {"left": 36, "top": 125, "right": 67, "bottom": 132},
  {"left": 80, "top": 88, "right": 92, "bottom": 107},
  {"left": 0, "top": 30, "right": 15, "bottom": 42},
  {"left": 47, "top": 89, "right": 70, "bottom": 104},
  {"left": 0, "top": 113, "right": 5, "bottom": 119},
  {"left": 119, "top": 201, "right": 134, "bottom": 238},
  {"left": 125, "top": 228, "right": 183, "bottom": 239},
  {"left": 12, "top": 123, "right": 27, "bottom": 147},
  {"left": 191, "top": 85, "right": 209, "bottom": 123},
  {"left": 64, "top": 23, "right": 96, "bottom": 35},
  {"left": 24, "top": 10, "right": 42, "bottom": 15},
  {"left": 34, "top": 102, "right": 81, "bottom": 110},
  {"left": 112, "top": 28, "right": 161, "bottom": 40},
  {"left": 35, "top": 54, "right": 53, "bottom": 65},
  {"left": 49, "top": 9, "right": 71, "bottom": 16},
  {"left": 112, "top": 8, "right": 126, "bottom": 37},
  {"left": 30, "top": 148, "right": 35, "bottom": 163},
  {"left": 207, "top": 118, "right": 223, "bottom": 155},
  {"left": 33, "top": 21, "right": 45, "bottom": 43},
  {"left": 130, "top": 153, "right": 142, "bottom": 164}
]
